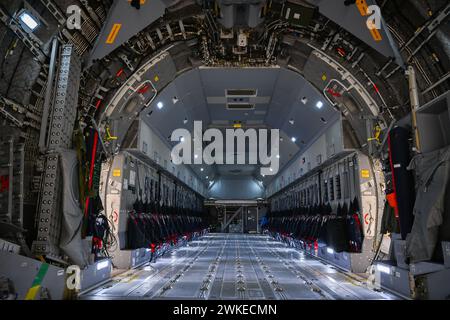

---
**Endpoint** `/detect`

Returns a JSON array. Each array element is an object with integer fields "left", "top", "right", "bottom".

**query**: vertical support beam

[
  {"left": 365, "top": 118, "right": 374, "bottom": 156},
  {"left": 406, "top": 65, "right": 421, "bottom": 153},
  {"left": 241, "top": 207, "right": 245, "bottom": 233},
  {"left": 39, "top": 37, "right": 59, "bottom": 152},
  {"left": 7, "top": 138, "right": 13, "bottom": 222},
  {"left": 33, "top": 45, "right": 82, "bottom": 258},
  {"left": 12, "top": 143, "right": 24, "bottom": 227},
  {"left": 222, "top": 206, "right": 227, "bottom": 233},
  {"left": 256, "top": 206, "right": 259, "bottom": 234}
]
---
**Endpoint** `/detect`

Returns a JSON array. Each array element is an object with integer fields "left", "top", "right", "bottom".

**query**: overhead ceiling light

[
  {"left": 326, "top": 248, "right": 334, "bottom": 254},
  {"left": 289, "top": 119, "right": 295, "bottom": 125},
  {"left": 180, "top": 137, "right": 185, "bottom": 142},
  {"left": 157, "top": 101, "right": 164, "bottom": 109},
  {"left": 269, "top": 168, "right": 273, "bottom": 172},
  {"left": 301, "top": 97, "right": 308, "bottom": 104},
  {"left": 291, "top": 137, "right": 297, "bottom": 143},
  {"left": 172, "top": 96, "right": 179, "bottom": 104},
  {"left": 19, "top": 12, "right": 39, "bottom": 31},
  {"left": 276, "top": 155, "right": 280, "bottom": 159},
  {"left": 316, "top": 101, "right": 324, "bottom": 109},
  {"left": 194, "top": 154, "right": 198, "bottom": 159},
  {"left": 200, "top": 168, "right": 204, "bottom": 172},
  {"left": 205, "top": 176, "right": 209, "bottom": 179},
  {"left": 183, "top": 118, "right": 188, "bottom": 124}
]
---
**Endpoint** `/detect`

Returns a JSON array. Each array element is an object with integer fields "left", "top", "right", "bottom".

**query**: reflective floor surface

[{"left": 81, "top": 234, "right": 399, "bottom": 300}]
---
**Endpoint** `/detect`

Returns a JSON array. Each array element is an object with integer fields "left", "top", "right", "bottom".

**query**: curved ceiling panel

[{"left": 141, "top": 66, "right": 339, "bottom": 183}]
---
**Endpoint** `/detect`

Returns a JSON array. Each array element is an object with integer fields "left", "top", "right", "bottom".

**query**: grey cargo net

[
  {"left": 59, "top": 150, "right": 90, "bottom": 268},
  {"left": 406, "top": 145, "right": 450, "bottom": 263}
]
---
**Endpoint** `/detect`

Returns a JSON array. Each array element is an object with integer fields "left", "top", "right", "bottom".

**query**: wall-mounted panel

[{"left": 267, "top": 117, "right": 346, "bottom": 196}]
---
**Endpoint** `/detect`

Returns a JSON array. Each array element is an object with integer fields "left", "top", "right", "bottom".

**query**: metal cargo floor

[{"left": 81, "top": 234, "right": 398, "bottom": 300}]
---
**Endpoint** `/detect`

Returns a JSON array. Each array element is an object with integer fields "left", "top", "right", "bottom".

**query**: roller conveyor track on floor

[{"left": 80, "top": 234, "right": 399, "bottom": 300}]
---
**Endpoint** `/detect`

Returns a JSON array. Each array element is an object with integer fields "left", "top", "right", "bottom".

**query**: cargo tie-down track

[{"left": 81, "top": 234, "right": 398, "bottom": 300}]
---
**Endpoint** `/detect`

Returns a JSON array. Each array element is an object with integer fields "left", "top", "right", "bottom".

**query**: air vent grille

[
  {"left": 227, "top": 103, "right": 255, "bottom": 110},
  {"left": 226, "top": 89, "right": 257, "bottom": 97}
]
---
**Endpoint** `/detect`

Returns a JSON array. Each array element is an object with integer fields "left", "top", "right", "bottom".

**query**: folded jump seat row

[{"left": 265, "top": 198, "right": 364, "bottom": 253}]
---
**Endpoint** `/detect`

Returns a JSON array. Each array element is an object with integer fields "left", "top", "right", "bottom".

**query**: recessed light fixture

[
  {"left": 194, "top": 154, "right": 198, "bottom": 159},
  {"left": 269, "top": 168, "right": 273, "bottom": 172},
  {"left": 180, "top": 137, "right": 185, "bottom": 142},
  {"left": 316, "top": 101, "right": 324, "bottom": 109},
  {"left": 377, "top": 265, "right": 391, "bottom": 275},
  {"left": 157, "top": 101, "right": 164, "bottom": 109},
  {"left": 96, "top": 260, "right": 110, "bottom": 270},
  {"left": 200, "top": 168, "right": 204, "bottom": 172},
  {"left": 205, "top": 176, "right": 209, "bottom": 179},
  {"left": 291, "top": 137, "right": 297, "bottom": 143},
  {"left": 19, "top": 12, "right": 39, "bottom": 31},
  {"left": 276, "top": 155, "right": 280, "bottom": 159}
]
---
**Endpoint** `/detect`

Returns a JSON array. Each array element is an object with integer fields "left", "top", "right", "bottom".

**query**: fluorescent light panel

[
  {"left": 377, "top": 264, "right": 391, "bottom": 275},
  {"left": 19, "top": 12, "right": 39, "bottom": 31},
  {"left": 96, "top": 260, "right": 110, "bottom": 270}
]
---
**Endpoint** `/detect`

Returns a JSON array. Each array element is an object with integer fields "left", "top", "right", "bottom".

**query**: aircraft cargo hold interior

[{"left": 0, "top": 0, "right": 450, "bottom": 305}]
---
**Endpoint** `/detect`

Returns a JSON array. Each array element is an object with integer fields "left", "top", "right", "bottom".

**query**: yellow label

[
  {"left": 361, "top": 169, "right": 370, "bottom": 179},
  {"left": 25, "top": 285, "right": 40, "bottom": 300},
  {"left": 321, "top": 74, "right": 327, "bottom": 81},
  {"left": 356, "top": 0, "right": 369, "bottom": 16},
  {"left": 106, "top": 24, "right": 122, "bottom": 44},
  {"left": 128, "top": 0, "right": 146, "bottom": 4},
  {"left": 233, "top": 123, "right": 242, "bottom": 128},
  {"left": 113, "top": 169, "right": 121, "bottom": 177},
  {"left": 369, "top": 27, "right": 383, "bottom": 42},
  {"left": 154, "top": 75, "right": 159, "bottom": 82}
]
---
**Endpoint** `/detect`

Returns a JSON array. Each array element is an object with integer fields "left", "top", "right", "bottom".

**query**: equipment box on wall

[{"left": 416, "top": 91, "right": 450, "bottom": 153}]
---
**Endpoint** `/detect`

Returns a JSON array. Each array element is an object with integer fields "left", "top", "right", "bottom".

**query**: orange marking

[
  {"left": 369, "top": 27, "right": 382, "bottom": 42},
  {"left": 356, "top": 0, "right": 369, "bottom": 16},
  {"left": 106, "top": 24, "right": 122, "bottom": 44},
  {"left": 355, "top": 0, "right": 383, "bottom": 42},
  {"left": 127, "top": 0, "right": 146, "bottom": 4}
]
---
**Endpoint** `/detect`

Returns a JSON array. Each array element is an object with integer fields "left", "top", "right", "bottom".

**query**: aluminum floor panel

[{"left": 81, "top": 234, "right": 399, "bottom": 300}]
